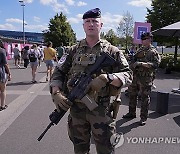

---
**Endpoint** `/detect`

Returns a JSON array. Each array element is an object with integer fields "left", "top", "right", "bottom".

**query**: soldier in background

[
  {"left": 123, "top": 32, "right": 161, "bottom": 126},
  {"left": 50, "top": 8, "right": 132, "bottom": 154}
]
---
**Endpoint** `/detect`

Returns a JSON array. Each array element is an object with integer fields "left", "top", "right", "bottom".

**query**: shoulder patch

[{"left": 57, "top": 54, "right": 67, "bottom": 68}]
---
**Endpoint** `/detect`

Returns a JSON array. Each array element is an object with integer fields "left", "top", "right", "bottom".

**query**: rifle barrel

[{"left": 37, "top": 122, "right": 54, "bottom": 141}]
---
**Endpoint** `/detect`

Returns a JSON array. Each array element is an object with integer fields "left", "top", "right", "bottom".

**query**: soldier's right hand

[{"left": 51, "top": 91, "right": 72, "bottom": 112}]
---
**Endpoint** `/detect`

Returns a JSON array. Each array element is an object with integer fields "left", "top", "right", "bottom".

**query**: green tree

[
  {"left": 43, "top": 12, "right": 76, "bottom": 47},
  {"left": 146, "top": 0, "right": 180, "bottom": 31},
  {"left": 101, "top": 29, "right": 120, "bottom": 46},
  {"left": 146, "top": 0, "right": 180, "bottom": 60},
  {"left": 117, "top": 11, "right": 134, "bottom": 51}
]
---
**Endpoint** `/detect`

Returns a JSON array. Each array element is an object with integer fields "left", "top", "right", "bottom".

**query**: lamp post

[{"left": 19, "top": 0, "right": 25, "bottom": 44}]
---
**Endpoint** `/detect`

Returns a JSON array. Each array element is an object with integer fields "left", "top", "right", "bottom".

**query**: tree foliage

[
  {"left": 43, "top": 12, "right": 76, "bottom": 48},
  {"left": 146, "top": 0, "right": 180, "bottom": 60},
  {"left": 100, "top": 29, "right": 120, "bottom": 46},
  {"left": 146, "top": 0, "right": 180, "bottom": 44},
  {"left": 117, "top": 11, "right": 134, "bottom": 49},
  {"left": 146, "top": 0, "right": 180, "bottom": 31}
]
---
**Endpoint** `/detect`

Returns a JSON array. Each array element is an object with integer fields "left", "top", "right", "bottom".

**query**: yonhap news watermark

[
  {"left": 127, "top": 136, "right": 180, "bottom": 144},
  {"left": 111, "top": 133, "right": 180, "bottom": 148}
]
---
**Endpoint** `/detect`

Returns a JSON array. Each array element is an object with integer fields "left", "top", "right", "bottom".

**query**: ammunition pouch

[
  {"left": 135, "top": 67, "right": 154, "bottom": 77},
  {"left": 136, "top": 71, "right": 154, "bottom": 77},
  {"left": 97, "top": 95, "right": 110, "bottom": 103},
  {"left": 97, "top": 96, "right": 110, "bottom": 106}
]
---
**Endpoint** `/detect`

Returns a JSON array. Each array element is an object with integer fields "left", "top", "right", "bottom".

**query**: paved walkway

[
  {"left": 153, "top": 68, "right": 180, "bottom": 93},
  {"left": 0, "top": 59, "right": 179, "bottom": 154}
]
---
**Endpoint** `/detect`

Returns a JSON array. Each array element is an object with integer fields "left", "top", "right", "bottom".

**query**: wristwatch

[{"left": 107, "top": 74, "right": 114, "bottom": 84}]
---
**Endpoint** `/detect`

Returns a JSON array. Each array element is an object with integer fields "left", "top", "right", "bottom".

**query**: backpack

[{"left": 29, "top": 51, "right": 37, "bottom": 62}]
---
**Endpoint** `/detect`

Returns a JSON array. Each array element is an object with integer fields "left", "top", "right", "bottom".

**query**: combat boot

[
  {"left": 122, "top": 113, "right": 136, "bottom": 119},
  {"left": 139, "top": 119, "right": 147, "bottom": 126}
]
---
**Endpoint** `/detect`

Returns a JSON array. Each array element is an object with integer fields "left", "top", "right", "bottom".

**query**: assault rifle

[{"left": 37, "top": 52, "right": 119, "bottom": 141}]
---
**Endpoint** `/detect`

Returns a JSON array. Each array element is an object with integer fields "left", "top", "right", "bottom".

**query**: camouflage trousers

[
  {"left": 68, "top": 100, "right": 116, "bottom": 154},
  {"left": 128, "top": 75, "right": 153, "bottom": 120}
]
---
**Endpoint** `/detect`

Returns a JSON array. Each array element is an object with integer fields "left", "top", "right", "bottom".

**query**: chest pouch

[{"left": 74, "top": 54, "right": 96, "bottom": 66}]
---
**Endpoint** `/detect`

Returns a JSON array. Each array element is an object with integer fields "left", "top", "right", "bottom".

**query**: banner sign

[
  {"left": 133, "top": 22, "right": 151, "bottom": 44},
  {"left": 4, "top": 43, "right": 32, "bottom": 60}
]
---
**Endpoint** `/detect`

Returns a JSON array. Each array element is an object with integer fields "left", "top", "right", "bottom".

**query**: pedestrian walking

[
  {"left": 43, "top": 41, "right": 57, "bottom": 82},
  {"left": 22, "top": 46, "right": 30, "bottom": 68},
  {"left": 56, "top": 43, "right": 65, "bottom": 61},
  {"left": 38, "top": 45, "right": 44, "bottom": 66},
  {"left": 28, "top": 44, "right": 40, "bottom": 83},
  {"left": 12, "top": 44, "right": 21, "bottom": 68},
  {"left": 0, "top": 39, "right": 11, "bottom": 111}
]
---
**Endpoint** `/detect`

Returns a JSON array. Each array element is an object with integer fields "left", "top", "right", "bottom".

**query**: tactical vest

[
  {"left": 134, "top": 46, "right": 156, "bottom": 77},
  {"left": 69, "top": 39, "right": 112, "bottom": 78},
  {"left": 68, "top": 39, "right": 115, "bottom": 100}
]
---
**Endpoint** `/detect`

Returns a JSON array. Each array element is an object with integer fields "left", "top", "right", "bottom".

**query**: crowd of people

[
  {"left": 0, "top": 40, "right": 65, "bottom": 111},
  {"left": 0, "top": 7, "right": 162, "bottom": 154},
  {"left": 10, "top": 41, "right": 65, "bottom": 83}
]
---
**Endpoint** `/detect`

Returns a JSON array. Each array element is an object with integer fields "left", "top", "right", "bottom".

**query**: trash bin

[{"left": 156, "top": 91, "right": 169, "bottom": 114}]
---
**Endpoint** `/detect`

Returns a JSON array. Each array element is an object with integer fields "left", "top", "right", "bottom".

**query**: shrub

[{"left": 159, "top": 54, "right": 180, "bottom": 72}]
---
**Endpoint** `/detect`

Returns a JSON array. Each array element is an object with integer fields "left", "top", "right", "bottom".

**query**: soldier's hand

[
  {"left": 52, "top": 86, "right": 60, "bottom": 94},
  {"left": 141, "top": 62, "right": 151, "bottom": 68},
  {"left": 133, "top": 62, "right": 141, "bottom": 68},
  {"left": 88, "top": 74, "right": 108, "bottom": 93},
  {"left": 133, "top": 62, "right": 151, "bottom": 68},
  {"left": 51, "top": 91, "right": 72, "bottom": 112}
]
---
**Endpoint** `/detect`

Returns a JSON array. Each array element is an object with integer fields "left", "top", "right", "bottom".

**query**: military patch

[
  {"left": 110, "top": 132, "right": 124, "bottom": 148},
  {"left": 57, "top": 54, "right": 67, "bottom": 68},
  {"left": 74, "top": 54, "right": 96, "bottom": 66}
]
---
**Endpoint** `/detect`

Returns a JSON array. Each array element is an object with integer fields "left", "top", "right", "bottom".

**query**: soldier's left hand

[
  {"left": 51, "top": 91, "right": 72, "bottom": 112},
  {"left": 88, "top": 74, "right": 108, "bottom": 93},
  {"left": 141, "top": 62, "right": 151, "bottom": 68},
  {"left": 133, "top": 62, "right": 150, "bottom": 68}
]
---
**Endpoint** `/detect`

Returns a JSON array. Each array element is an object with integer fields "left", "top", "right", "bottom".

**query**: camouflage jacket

[
  {"left": 50, "top": 39, "right": 132, "bottom": 98},
  {"left": 131, "top": 45, "right": 161, "bottom": 77}
]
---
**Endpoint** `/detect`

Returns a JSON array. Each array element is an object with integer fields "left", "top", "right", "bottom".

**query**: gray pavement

[{"left": 0, "top": 59, "right": 179, "bottom": 154}]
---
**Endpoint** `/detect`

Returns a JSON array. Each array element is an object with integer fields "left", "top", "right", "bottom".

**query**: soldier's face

[
  {"left": 83, "top": 18, "right": 103, "bottom": 37},
  {"left": 141, "top": 37, "right": 151, "bottom": 46}
]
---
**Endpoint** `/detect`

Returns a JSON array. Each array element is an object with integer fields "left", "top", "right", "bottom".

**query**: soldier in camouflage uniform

[
  {"left": 50, "top": 8, "right": 132, "bottom": 154},
  {"left": 123, "top": 32, "right": 161, "bottom": 126}
]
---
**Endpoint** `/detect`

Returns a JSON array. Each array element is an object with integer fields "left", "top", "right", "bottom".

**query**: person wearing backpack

[{"left": 28, "top": 44, "right": 40, "bottom": 83}]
